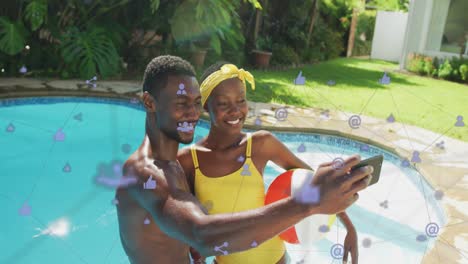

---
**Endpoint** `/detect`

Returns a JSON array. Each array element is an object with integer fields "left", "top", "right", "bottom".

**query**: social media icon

[
  {"left": 411, "top": 151, "right": 421, "bottom": 163},
  {"left": 177, "top": 83, "right": 187, "bottom": 95},
  {"left": 6, "top": 123, "right": 15, "bottom": 132},
  {"left": 63, "top": 162, "right": 71, "bottom": 173},
  {"left": 143, "top": 176, "right": 157, "bottom": 189},
  {"left": 362, "top": 238, "right": 372, "bottom": 248},
  {"left": 318, "top": 225, "right": 329, "bottom": 233},
  {"left": 455, "top": 115, "right": 464, "bottom": 127},
  {"left": 379, "top": 200, "right": 388, "bottom": 209},
  {"left": 241, "top": 164, "right": 251, "bottom": 176},
  {"left": 254, "top": 117, "right": 262, "bottom": 126},
  {"left": 435, "top": 141, "right": 445, "bottom": 150},
  {"left": 294, "top": 71, "right": 306, "bottom": 85},
  {"left": 53, "top": 128, "right": 65, "bottom": 141},
  {"left": 330, "top": 243, "right": 344, "bottom": 259},
  {"left": 348, "top": 115, "right": 361, "bottom": 129},
  {"left": 19, "top": 65, "right": 27, "bottom": 74},
  {"left": 416, "top": 234, "right": 427, "bottom": 242},
  {"left": 379, "top": 72, "right": 390, "bottom": 85},
  {"left": 297, "top": 143, "right": 306, "bottom": 153},
  {"left": 121, "top": 143, "right": 132, "bottom": 154},
  {"left": 332, "top": 157, "right": 345, "bottom": 170},
  {"left": 401, "top": 158, "right": 410, "bottom": 167},
  {"left": 73, "top": 113, "right": 83, "bottom": 121},
  {"left": 275, "top": 108, "right": 288, "bottom": 121},
  {"left": 177, "top": 122, "right": 194, "bottom": 132},
  {"left": 425, "top": 223, "right": 439, "bottom": 237},
  {"left": 18, "top": 202, "right": 32, "bottom": 216},
  {"left": 434, "top": 190, "right": 444, "bottom": 200},
  {"left": 214, "top": 241, "right": 229, "bottom": 255},
  {"left": 298, "top": 185, "right": 320, "bottom": 204}
]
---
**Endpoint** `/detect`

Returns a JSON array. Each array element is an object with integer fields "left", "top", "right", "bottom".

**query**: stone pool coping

[{"left": 1, "top": 77, "right": 467, "bottom": 263}]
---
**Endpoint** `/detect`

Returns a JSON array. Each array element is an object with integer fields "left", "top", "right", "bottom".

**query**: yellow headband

[{"left": 200, "top": 64, "right": 255, "bottom": 106}]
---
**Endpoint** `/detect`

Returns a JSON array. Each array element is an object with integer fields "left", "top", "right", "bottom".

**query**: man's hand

[{"left": 306, "top": 155, "right": 373, "bottom": 215}]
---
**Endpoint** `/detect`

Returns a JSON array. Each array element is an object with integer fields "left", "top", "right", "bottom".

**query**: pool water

[{"left": 0, "top": 98, "right": 446, "bottom": 264}]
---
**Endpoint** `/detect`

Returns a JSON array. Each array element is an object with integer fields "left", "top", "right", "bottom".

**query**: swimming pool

[{"left": 0, "top": 97, "right": 446, "bottom": 264}]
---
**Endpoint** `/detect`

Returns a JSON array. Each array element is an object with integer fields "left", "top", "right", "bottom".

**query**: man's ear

[{"left": 142, "top": 91, "right": 157, "bottom": 113}]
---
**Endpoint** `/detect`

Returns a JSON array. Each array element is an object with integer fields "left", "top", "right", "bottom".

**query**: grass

[{"left": 247, "top": 58, "right": 468, "bottom": 142}]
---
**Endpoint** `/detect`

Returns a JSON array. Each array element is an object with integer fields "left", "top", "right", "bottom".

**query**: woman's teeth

[{"left": 227, "top": 119, "right": 240, "bottom": 125}]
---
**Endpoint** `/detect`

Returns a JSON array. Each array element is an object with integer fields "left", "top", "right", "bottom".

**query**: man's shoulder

[
  {"left": 177, "top": 145, "right": 192, "bottom": 160},
  {"left": 177, "top": 146, "right": 196, "bottom": 189},
  {"left": 122, "top": 154, "right": 163, "bottom": 184}
]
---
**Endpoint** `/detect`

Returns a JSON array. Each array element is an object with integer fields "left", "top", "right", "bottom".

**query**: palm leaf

[
  {"left": 210, "top": 35, "right": 221, "bottom": 55},
  {"left": 0, "top": 17, "right": 26, "bottom": 56},
  {"left": 150, "top": 0, "right": 160, "bottom": 14},
  {"left": 245, "top": 0, "right": 262, "bottom": 9},
  {"left": 60, "top": 27, "right": 119, "bottom": 79},
  {"left": 171, "top": 0, "right": 231, "bottom": 42},
  {"left": 24, "top": 0, "right": 47, "bottom": 31}
]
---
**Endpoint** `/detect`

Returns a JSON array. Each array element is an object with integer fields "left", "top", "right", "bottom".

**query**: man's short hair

[
  {"left": 200, "top": 61, "right": 231, "bottom": 84},
  {"left": 142, "top": 55, "right": 196, "bottom": 99}
]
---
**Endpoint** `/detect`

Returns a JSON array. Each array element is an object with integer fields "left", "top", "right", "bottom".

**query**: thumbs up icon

[
  {"left": 143, "top": 175, "right": 157, "bottom": 189},
  {"left": 294, "top": 71, "right": 306, "bottom": 85}
]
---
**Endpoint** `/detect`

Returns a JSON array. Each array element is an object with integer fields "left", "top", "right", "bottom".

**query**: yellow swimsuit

[{"left": 190, "top": 133, "right": 286, "bottom": 264}]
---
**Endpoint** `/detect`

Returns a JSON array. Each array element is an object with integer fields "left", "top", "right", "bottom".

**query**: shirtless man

[{"left": 116, "top": 55, "right": 373, "bottom": 264}]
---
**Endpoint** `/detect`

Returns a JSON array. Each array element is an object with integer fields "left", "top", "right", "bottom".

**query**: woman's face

[{"left": 206, "top": 78, "right": 249, "bottom": 134}]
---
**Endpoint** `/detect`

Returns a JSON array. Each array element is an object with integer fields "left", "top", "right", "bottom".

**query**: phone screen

[{"left": 351, "top": 155, "right": 384, "bottom": 186}]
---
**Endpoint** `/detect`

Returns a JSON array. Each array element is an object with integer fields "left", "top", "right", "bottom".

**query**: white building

[{"left": 399, "top": 0, "right": 467, "bottom": 69}]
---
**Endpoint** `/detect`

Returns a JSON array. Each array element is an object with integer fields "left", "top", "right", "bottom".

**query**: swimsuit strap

[
  {"left": 190, "top": 144, "right": 200, "bottom": 170},
  {"left": 246, "top": 133, "right": 252, "bottom": 158}
]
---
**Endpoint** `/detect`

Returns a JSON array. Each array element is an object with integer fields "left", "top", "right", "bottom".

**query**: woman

[{"left": 178, "top": 62, "right": 359, "bottom": 264}]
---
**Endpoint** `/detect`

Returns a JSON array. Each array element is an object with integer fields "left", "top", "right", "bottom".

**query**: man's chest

[{"left": 158, "top": 161, "right": 191, "bottom": 191}]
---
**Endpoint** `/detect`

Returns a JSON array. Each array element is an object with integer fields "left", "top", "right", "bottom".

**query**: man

[{"left": 116, "top": 55, "right": 373, "bottom": 264}]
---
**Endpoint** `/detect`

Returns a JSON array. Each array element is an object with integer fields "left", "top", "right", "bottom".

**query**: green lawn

[{"left": 247, "top": 58, "right": 468, "bottom": 142}]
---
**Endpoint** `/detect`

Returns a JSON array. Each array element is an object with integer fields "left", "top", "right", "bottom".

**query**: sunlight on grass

[{"left": 248, "top": 58, "right": 468, "bottom": 141}]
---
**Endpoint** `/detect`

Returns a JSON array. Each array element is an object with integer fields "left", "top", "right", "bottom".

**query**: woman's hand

[
  {"left": 190, "top": 246, "right": 206, "bottom": 264},
  {"left": 342, "top": 225, "right": 358, "bottom": 264}
]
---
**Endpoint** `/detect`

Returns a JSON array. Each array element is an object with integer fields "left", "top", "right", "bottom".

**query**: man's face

[{"left": 155, "top": 75, "right": 201, "bottom": 144}]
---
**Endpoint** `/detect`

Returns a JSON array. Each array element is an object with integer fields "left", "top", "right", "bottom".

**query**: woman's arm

[{"left": 258, "top": 130, "right": 313, "bottom": 171}]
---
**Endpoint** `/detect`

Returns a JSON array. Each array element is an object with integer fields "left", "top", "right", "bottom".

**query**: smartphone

[{"left": 351, "top": 154, "right": 384, "bottom": 186}]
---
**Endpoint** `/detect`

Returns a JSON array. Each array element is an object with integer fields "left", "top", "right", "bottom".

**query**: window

[{"left": 440, "top": 0, "right": 468, "bottom": 55}]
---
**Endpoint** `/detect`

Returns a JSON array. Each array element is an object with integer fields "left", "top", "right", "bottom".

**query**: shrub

[
  {"left": 438, "top": 59, "right": 453, "bottom": 80},
  {"left": 256, "top": 36, "right": 273, "bottom": 52},
  {"left": 307, "top": 17, "right": 344, "bottom": 61},
  {"left": 353, "top": 10, "right": 376, "bottom": 56},
  {"left": 271, "top": 44, "right": 300, "bottom": 66},
  {"left": 406, "top": 53, "right": 425, "bottom": 74},
  {"left": 460, "top": 64, "right": 468, "bottom": 82},
  {"left": 423, "top": 56, "right": 435, "bottom": 76},
  {"left": 450, "top": 57, "right": 468, "bottom": 82}
]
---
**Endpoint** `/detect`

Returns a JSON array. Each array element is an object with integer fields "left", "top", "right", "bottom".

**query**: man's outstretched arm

[{"left": 126, "top": 155, "right": 372, "bottom": 257}]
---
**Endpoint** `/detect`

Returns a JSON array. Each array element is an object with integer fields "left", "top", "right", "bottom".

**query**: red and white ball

[{"left": 265, "top": 169, "right": 336, "bottom": 244}]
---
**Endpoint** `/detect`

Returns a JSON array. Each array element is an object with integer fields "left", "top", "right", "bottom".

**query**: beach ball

[{"left": 265, "top": 169, "right": 336, "bottom": 244}]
